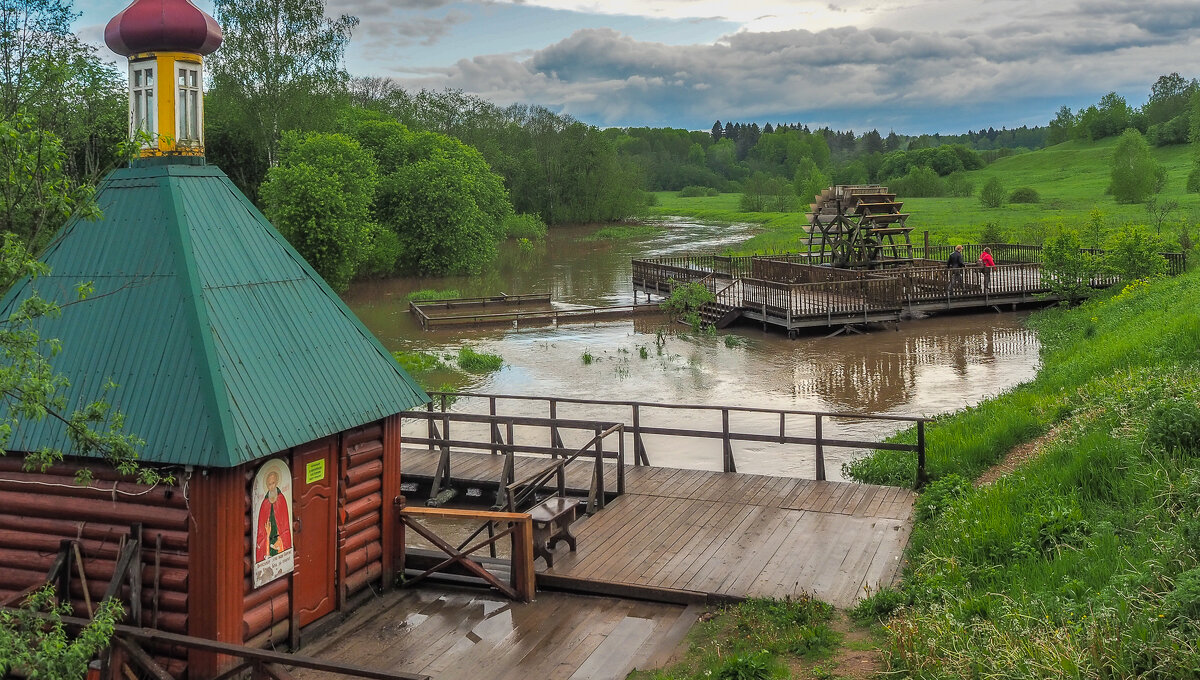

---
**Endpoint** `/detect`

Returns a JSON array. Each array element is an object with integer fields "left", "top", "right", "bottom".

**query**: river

[{"left": 345, "top": 219, "right": 1041, "bottom": 481}]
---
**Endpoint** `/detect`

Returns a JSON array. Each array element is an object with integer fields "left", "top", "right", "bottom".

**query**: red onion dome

[{"left": 105, "top": 0, "right": 222, "bottom": 57}]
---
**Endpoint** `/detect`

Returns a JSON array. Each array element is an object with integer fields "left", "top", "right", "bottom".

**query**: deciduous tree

[
  {"left": 1109, "top": 129, "right": 1163, "bottom": 204},
  {"left": 260, "top": 131, "right": 377, "bottom": 291}
]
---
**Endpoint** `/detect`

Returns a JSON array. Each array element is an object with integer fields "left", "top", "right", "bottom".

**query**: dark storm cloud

[{"left": 387, "top": 3, "right": 1200, "bottom": 130}]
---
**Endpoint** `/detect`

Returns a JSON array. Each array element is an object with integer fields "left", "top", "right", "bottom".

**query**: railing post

[
  {"left": 426, "top": 400, "right": 434, "bottom": 452},
  {"left": 490, "top": 397, "right": 500, "bottom": 456},
  {"left": 722, "top": 408, "right": 736, "bottom": 472},
  {"left": 632, "top": 404, "right": 648, "bottom": 466},
  {"left": 510, "top": 516, "right": 536, "bottom": 602},
  {"left": 815, "top": 415, "right": 826, "bottom": 481},
  {"left": 617, "top": 425, "right": 626, "bottom": 496},
  {"left": 549, "top": 399, "right": 564, "bottom": 450},
  {"left": 916, "top": 420, "right": 928, "bottom": 489}
]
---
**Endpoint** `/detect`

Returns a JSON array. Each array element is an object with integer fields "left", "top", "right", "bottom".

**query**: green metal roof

[{"left": 0, "top": 162, "right": 428, "bottom": 468}]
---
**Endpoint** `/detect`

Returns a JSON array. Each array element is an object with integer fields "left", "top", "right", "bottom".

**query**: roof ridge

[{"left": 163, "top": 173, "right": 241, "bottom": 467}]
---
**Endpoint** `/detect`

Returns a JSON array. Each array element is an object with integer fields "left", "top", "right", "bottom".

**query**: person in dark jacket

[{"left": 947, "top": 244, "right": 965, "bottom": 291}]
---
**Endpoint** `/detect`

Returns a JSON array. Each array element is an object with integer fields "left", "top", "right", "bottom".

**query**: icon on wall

[{"left": 252, "top": 458, "right": 294, "bottom": 587}]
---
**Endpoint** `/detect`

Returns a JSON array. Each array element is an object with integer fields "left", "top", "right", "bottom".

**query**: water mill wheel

[{"left": 804, "top": 185, "right": 915, "bottom": 269}]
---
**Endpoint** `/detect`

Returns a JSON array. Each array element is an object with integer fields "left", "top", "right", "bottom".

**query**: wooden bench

[{"left": 529, "top": 496, "right": 577, "bottom": 568}]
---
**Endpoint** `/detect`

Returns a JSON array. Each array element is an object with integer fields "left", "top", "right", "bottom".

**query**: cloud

[
  {"left": 381, "top": 5, "right": 1200, "bottom": 130},
  {"left": 355, "top": 10, "right": 471, "bottom": 47}
]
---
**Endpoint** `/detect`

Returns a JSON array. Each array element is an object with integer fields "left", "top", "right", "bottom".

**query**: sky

[{"left": 79, "top": 0, "right": 1200, "bottom": 134}]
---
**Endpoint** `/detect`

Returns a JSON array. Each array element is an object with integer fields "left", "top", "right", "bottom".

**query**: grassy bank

[
  {"left": 846, "top": 268, "right": 1200, "bottom": 677},
  {"left": 650, "top": 138, "right": 1200, "bottom": 255}
]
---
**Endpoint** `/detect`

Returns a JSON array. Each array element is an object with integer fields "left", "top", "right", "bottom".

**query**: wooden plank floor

[
  {"left": 293, "top": 586, "right": 698, "bottom": 680},
  {"left": 402, "top": 449, "right": 913, "bottom": 609}
]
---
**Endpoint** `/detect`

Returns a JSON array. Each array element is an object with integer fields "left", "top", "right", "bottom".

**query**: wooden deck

[
  {"left": 293, "top": 586, "right": 698, "bottom": 680},
  {"left": 402, "top": 449, "right": 913, "bottom": 608}
]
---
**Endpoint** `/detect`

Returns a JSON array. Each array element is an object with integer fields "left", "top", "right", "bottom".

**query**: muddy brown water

[{"left": 346, "top": 219, "right": 1041, "bottom": 482}]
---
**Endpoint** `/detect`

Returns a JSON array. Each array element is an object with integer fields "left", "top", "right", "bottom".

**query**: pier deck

[{"left": 403, "top": 448, "right": 913, "bottom": 608}]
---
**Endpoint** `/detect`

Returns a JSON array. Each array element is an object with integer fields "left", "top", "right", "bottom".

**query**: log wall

[
  {"left": 0, "top": 456, "right": 190, "bottom": 675},
  {"left": 339, "top": 423, "right": 386, "bottom": 605}
]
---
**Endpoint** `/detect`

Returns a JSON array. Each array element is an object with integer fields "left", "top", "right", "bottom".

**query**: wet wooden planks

[
  {"left": 541, "top": 468, "right": 913, "bottom": 609},
  {"left": 292, "top": 586, "right": 697, "bottom": 680},
  {"left": 401, "top": 449, "right": 914, "bottom": 608}
]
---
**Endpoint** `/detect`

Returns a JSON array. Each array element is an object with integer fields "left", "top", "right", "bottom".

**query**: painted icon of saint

[{"left": 255, "top": 469, "right": 292, "bottom": 561}]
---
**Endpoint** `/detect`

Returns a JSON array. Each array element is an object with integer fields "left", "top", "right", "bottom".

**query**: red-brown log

[
  {"left": 242, "top": 575, "right": 288, "bottom": 607},
  {"left": 0, "top": 457, "right": 181, "bottom": 487},
  {"left": 343, "top": 459, "right": 383, "bottom": 488},
  {"left": 343, "top": 542, "right": 382, "bottom": 574},
  {"left": 0, "top": 470, "right": 186, "bottom": 509},
  {"left": 0, "top": 515, "right": 187, "bottom": 551},
  {"left": 342, "top": 478, "right": 381, "bottom": 503},
  {"left": 342, "top": 525, "right": 381, "bottom": 555},
  {"left": 245, "top": 619, "right": 290, "bottom": 648},
  {"left": 343, "top": 424, "right": 384, "bottom": 449},
  {"left": 343, "top": 562, "right": 382, "bottom": 597},
  {"left": 345, "top": 441, "right": 383, "bottom": 467},
  {"left": 242, "top": 591, "right": 289, "bottom": 640},
  {"left": 339, "top": 513, "right": 375, "bottom": 540},
  {"left": 340, "top": 493, "right": 381, "bottom": 523},
  {"left": 0, "top": 490, "right": 188, "bottom": 530},
  {"left": 0, "top": 530, "right": 187, "bottom": 569}
]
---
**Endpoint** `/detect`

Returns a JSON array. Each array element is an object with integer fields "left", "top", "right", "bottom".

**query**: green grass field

[{"left": 650, "top": 138, "right": 1200, "bottom": 254}]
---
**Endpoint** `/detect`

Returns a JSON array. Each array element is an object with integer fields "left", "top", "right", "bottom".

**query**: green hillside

[{"left": 651, "top": 137, "right": 1199, "bottom": 253}]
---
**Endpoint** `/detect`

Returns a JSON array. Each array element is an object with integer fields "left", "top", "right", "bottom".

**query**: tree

[
  {"left": 1041, "top": 228, "right": 1095, "bottom": 303},
  {"left": 979, "top": 176, "right": 1005, "bottom": 207},
  {"left": 1188, "top": 90, "right": 1200, "bottom": 193},
  {"left": 0, "top": 0, "right": 126, "bottom": 181},
  {"left": 0, "top": 114, "right": 99, "bottom": 250},
  {"left": 862, "top": 129, "right": 885, "bottom": 154},
  {"left": 1109, "top": 129, "right": 1163, "bottom": 203},
  {"left": 260, "top": 131, "right": 377, "bottom": 291},
  {"left": 739, "top": 172, "right": 772, "bottom": 212},
  {"left": 350, "top": 118, "right": 512, "bottom": 275},
  {"left": 1047, "top": 106, "right": 1075, "bottom": 145},
  {"left": 710, "top": 120, "right": 722, "bottom": 141},
  {"left": 1145, "top": 73, "right": 1197, "bottom": 126},
  {"left": 1144, "top": 197, "right": 1179, "bottom": 234},
  {"left": 207, "top": 0, "right": 359, "bottom": 176}
]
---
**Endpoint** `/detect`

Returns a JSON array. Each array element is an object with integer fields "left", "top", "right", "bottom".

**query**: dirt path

[
  {"left": 974, "top": 425, "right": 1066, "bottom": 487},
  {"left": 788, "top": 611, "right": 883, "bottom": 679}
]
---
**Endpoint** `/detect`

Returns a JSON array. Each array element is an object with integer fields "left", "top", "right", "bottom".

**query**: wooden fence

[{"left": 413, "top": 392, "right": 928, "bottom": 484}]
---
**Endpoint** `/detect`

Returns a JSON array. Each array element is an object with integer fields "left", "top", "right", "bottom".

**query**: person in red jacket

[
  {"left": 979, "top": 247, "right": 996, "bottom": 293},
  {"left": 255, "top": 469, "right": 292, "bottom": 561}
]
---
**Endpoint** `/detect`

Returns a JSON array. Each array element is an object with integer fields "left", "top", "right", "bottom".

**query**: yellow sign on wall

[{"left": 305, "top": 459, "right": 325, "bottom": 484}]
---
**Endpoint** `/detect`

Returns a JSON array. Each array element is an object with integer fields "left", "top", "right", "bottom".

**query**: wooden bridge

[
  {"left": 633, "top": 244, "right": 1186, "bottom": 335},
  {"left": 395, "top": 392, "right": 924, "bottom": 608}
]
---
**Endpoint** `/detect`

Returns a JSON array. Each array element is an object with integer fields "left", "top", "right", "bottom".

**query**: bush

[
  {"left": 1109, "top": 128, "right": 1164, "bottom": 204},
  {"left": 502, "top": 213, "right": 547, "bottom": 241},
  {"left": 979, "top": 222, "right": 1005, "bottom": 244},
  {"left": 1102, "top": 224, "right": 1169, "bottom": 281},
  {"left": 890, "top": 166, "right": 945, "bottom": 197},
  {"left": 1008, "top": 186, "right": 1040, "bottom": 203},
  {"left": 678, "top": 185, "right": 719, "bottom": 197},
  {"left": 660, "top": 281, "right": 715, "bottom": 331},
  {"left": 979, "top": 176, "right": 1005, "bottom": 208},
  {"left": 1146, "top": 396, "right": 1200, "bottom": 456}
]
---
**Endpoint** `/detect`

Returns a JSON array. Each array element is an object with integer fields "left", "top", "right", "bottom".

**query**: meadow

[{"left": 649, "top": 137, "right": 1200, "bottom": 252}]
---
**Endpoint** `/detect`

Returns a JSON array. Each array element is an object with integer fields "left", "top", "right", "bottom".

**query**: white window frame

[
  {"left": 128, "top": 60, "right": 157, "bottom": 145},
  {"left": 176, "top": 62, "right": 203, "bottom": 146}
]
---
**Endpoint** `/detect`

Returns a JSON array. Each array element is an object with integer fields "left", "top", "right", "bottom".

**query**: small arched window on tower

[
  {"left": 130, "top": 61, "right": 156, "bottom": 141},
  {"left": 177, "top": 62, "right": 202, "bottom": 147}
]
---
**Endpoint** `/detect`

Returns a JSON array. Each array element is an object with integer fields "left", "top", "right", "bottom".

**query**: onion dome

[{"left": 104, "top": 0, "right": 222, "bottom": 57}]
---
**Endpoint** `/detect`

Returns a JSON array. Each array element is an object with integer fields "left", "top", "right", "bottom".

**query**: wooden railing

[
  {"left": 400, "top": 406, "right": 626, "bottom": 509},
  {"left": 417, "top": 392, "right": 928, "bottom": 483},
  {"left": 396, "top": 505, "right": 536, "bottom": 602},
  {"left": 504, "top": 424, "right": 624, "bottom": 513},
  {"left": 4, "top": 610, "right": 432, "bottom": 680}
]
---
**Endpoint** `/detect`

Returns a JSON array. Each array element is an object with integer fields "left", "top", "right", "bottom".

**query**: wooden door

[{"left": 292, "top": 437, "right": 337, "bottom": 626}]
